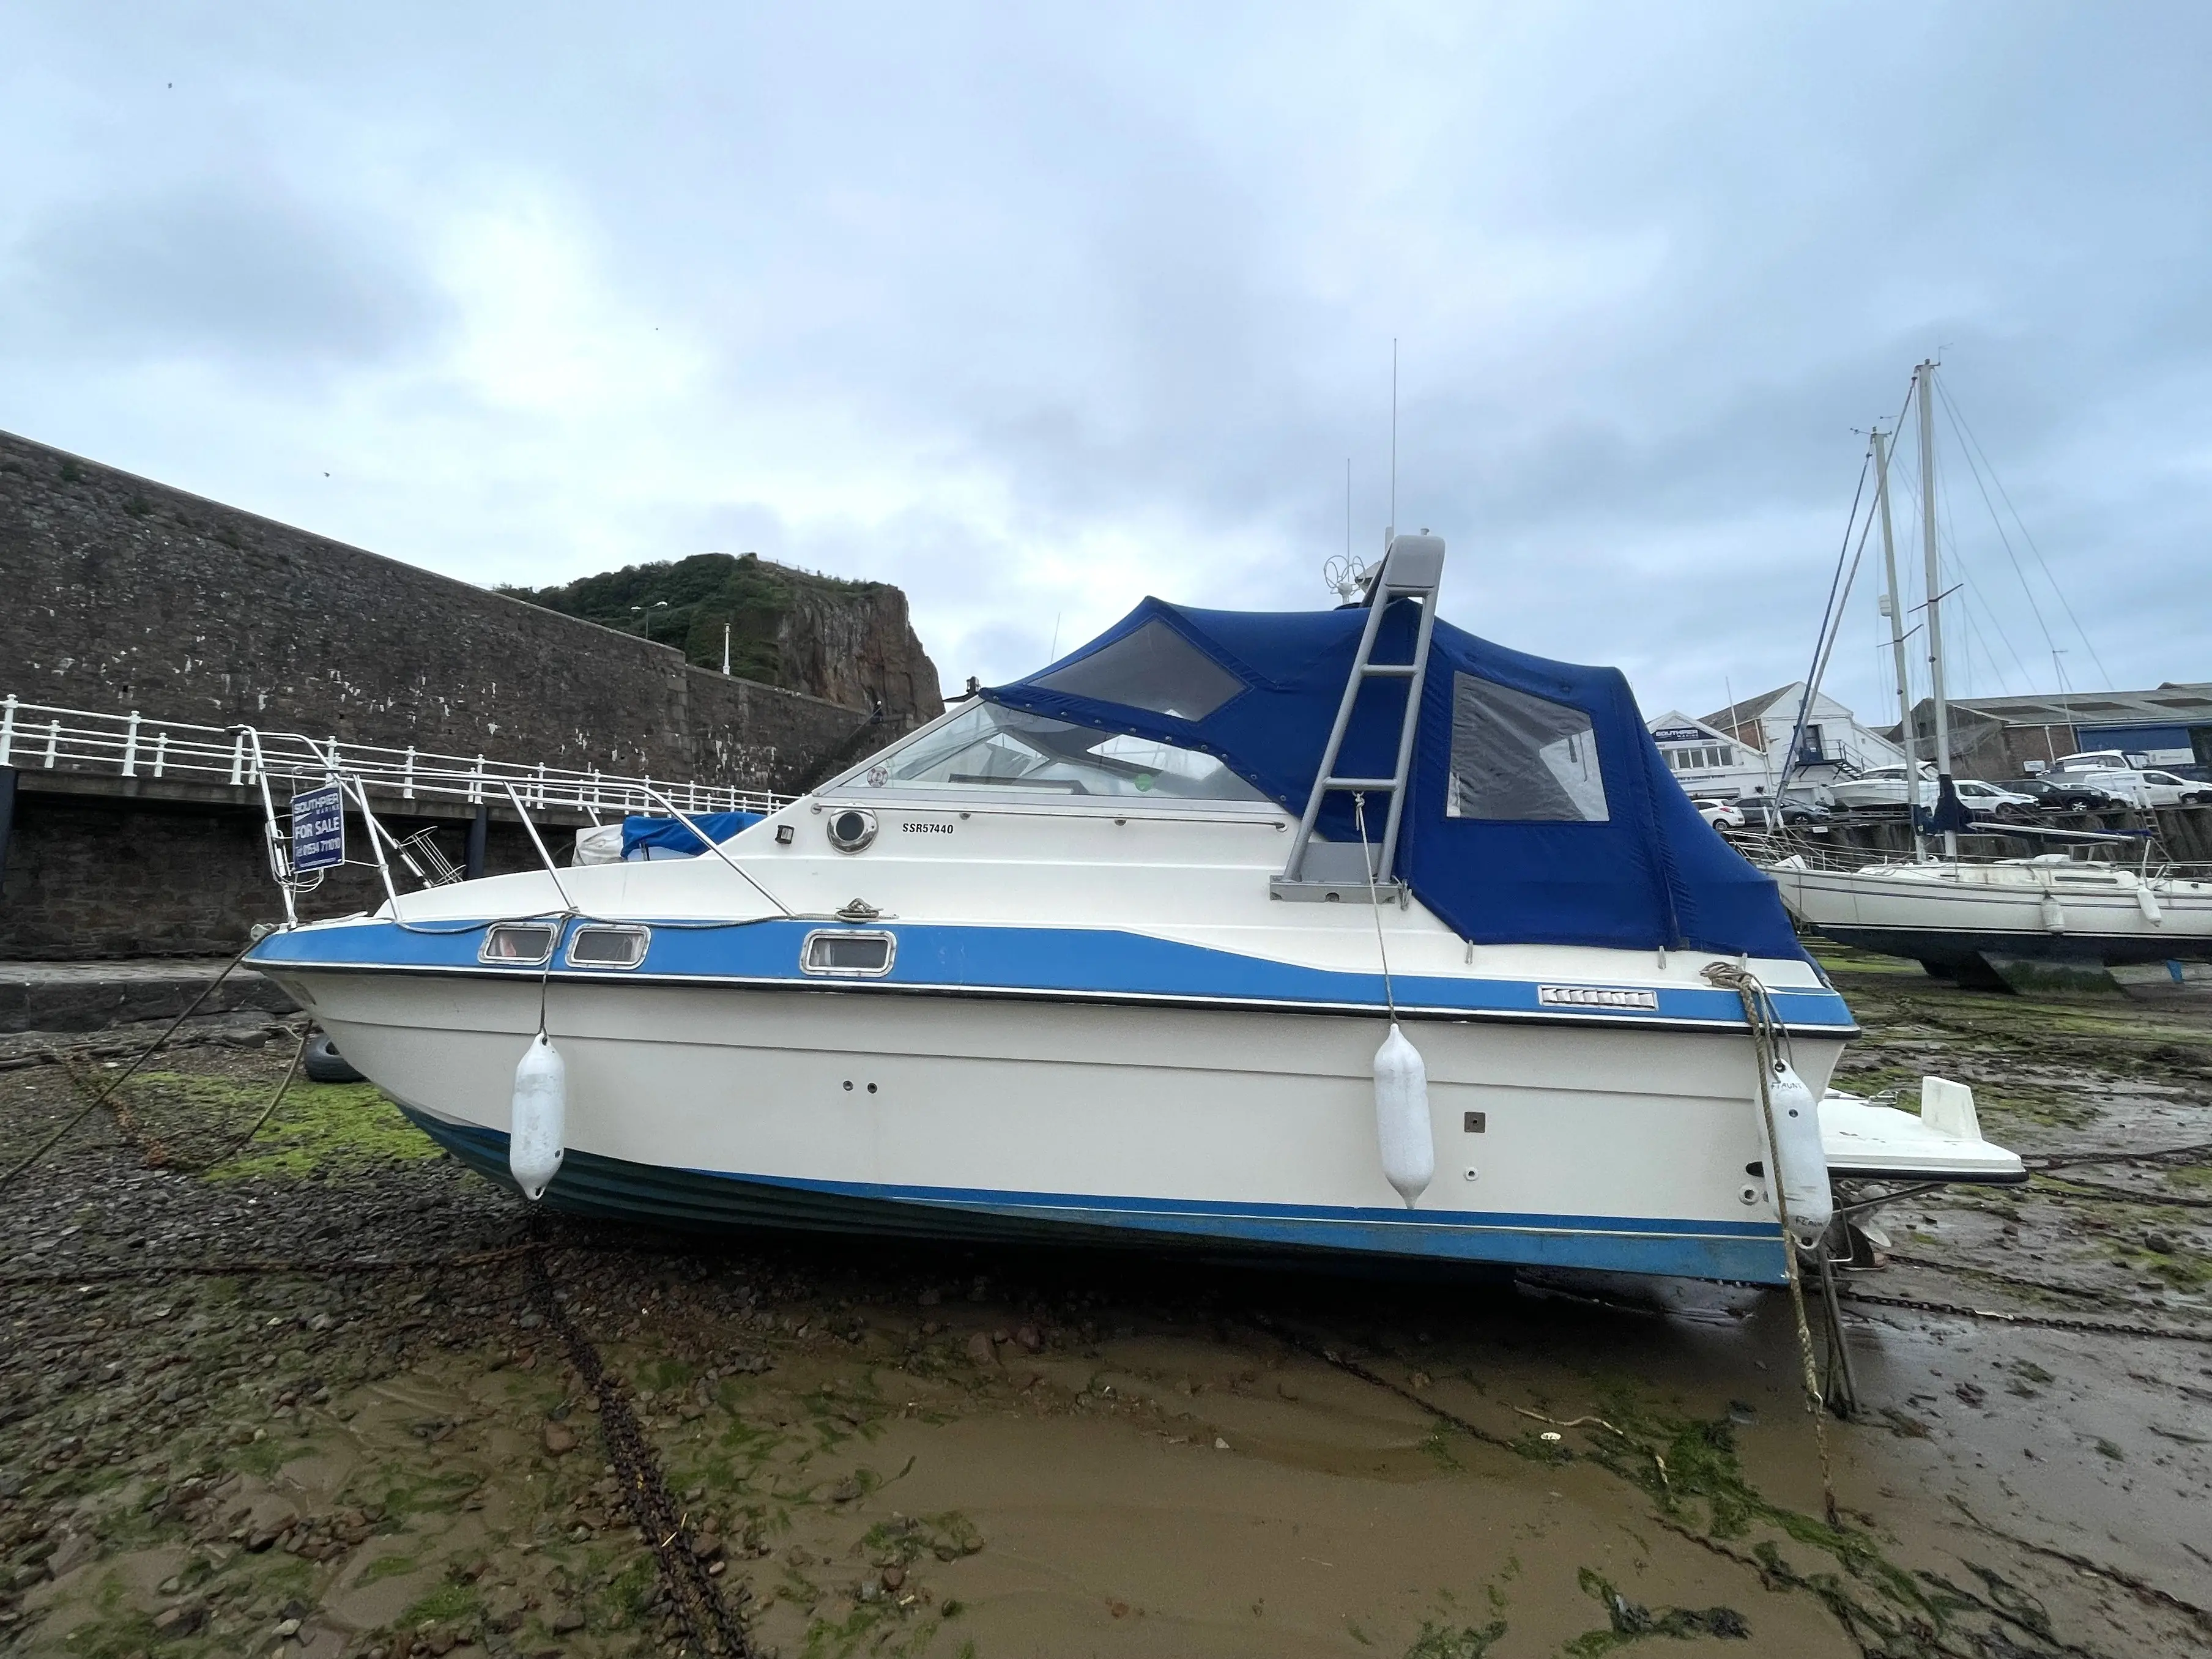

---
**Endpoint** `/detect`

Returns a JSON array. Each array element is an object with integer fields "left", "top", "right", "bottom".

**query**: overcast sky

[{"left": 6, "top": 4, "right": 2208, "bottom": 724}]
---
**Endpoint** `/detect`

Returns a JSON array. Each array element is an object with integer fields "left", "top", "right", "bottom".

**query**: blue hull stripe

[
  {"left": 254, "top": 918, "right": 1856, "bottom": 1036},
  {"left": 403, "top": 1108, "right": 1790, "bottom": 1285}
]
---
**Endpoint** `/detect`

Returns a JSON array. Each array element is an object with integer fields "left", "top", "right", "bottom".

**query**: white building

[
  {"left": 1646, "top": 711, "right": 1775, "bottom": 801},
  {"left": 1647, "top": 683, "right": 1908, "bottom": 801}
]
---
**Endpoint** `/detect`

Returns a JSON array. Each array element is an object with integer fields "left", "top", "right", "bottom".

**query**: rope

[
  {"left": 185, "top": 1025, "right": 313, "bottom": 1171},
  {"left": 1701, "top": 960, "right": 1839, "bottom": 1526},
  {"left": 1352, "top": 792, "right": 1399, "bottom": 1020},
  {"left": 0, "top": 936, "right": 261, "bottom": 1192}
]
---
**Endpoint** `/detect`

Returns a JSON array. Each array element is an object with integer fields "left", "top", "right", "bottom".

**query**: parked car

[
  {"left": 1691, "top": 798, "right": 1745, "bottom": 831},
  {"left": 2140, "top": 769, "right": 2212, "bottom": 807},
  {"left": 2049, "top": 750, "right": 2142, "bottom": 776},
  {"left": 1950, "top": 779, "right": 2041, "bottom": 820},
  {"left": 1739, "top": 795, "right": 1832, "bottom": 828},
  {"left": 2062, "top": 766, "right": 2212, "bottom": 809},
  {"left": 2003, "top": 776, "right": 2120, "bottom": 811}
]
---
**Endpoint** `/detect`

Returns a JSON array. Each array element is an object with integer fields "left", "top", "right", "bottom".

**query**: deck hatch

[
  {"left": 568, "top": 924, "right": 650, "bottom": 969},
  {"left": 479, "top": 922, "right": 557, "bottom": 966},
  {"left": 801, "top": 929, "right": 896, "bottom": 978}
]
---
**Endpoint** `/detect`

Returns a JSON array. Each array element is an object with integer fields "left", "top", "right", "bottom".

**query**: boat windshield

[{"left": 844, "top": 702, "right": 1271, "bottom": 803}]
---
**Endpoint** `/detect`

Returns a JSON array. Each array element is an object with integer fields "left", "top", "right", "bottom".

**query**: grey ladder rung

[{"left": 1279, "top": 532, "right": 1446, "bottom": 895}]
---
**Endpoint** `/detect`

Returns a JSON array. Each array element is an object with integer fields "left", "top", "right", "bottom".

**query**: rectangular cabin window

[
  {"left": 801, "top": 929, "right": 896, "bottom": 978},
  {"left": 1447, "top": 674, "right": 1610, "bottom": 822},
  {"left": 480, "top": 922, "right": 557, "bottom": 965},
  {"left": 568, "top": 924, "right": 650, "bottom": 968},
  {"left": 858, "top": 702, "right": 1267, "bottom": 803},
  {"left": 1028, "top": 617, "right": 1247, "bottom": 720}
]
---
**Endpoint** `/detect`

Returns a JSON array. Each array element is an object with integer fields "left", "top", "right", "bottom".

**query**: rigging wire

[
  {"left": 1890, "top": 433, "right": 2033, "bottom": 699},
  {"left": 1784, "top": 376, "right": 1921, "bottom": 781},
  {"left": 1936, "top": 381, "right": 2063, "bottom": 671},
  {"left": 1776, "top": 451, "right": 1872, "bottom": 788},
  {"left": 1934, "top": 447, "right": 2033, "bottom": 694},
  {"left": 1936, "top": 377, "right": 2114, "bottom": 686},
  {"left": 1802, "top": 489, "right": 1882, "bottom": 741}
]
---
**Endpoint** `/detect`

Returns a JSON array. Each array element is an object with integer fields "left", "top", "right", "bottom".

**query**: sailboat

[{"left": 1767, "top": 363, "right": 2212, "bottom": 980}]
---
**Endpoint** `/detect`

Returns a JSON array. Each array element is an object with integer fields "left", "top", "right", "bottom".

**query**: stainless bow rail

[{"left": 0, "top": 695, "right": 784, "bottom": 819}]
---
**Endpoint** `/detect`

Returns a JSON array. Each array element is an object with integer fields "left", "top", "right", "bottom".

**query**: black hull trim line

[
  {"left": 393, "top": 1109, "right": 1791, "bottom": 1283},
  {"left": 1811, "top": 925, "right": 2212, "bottom": 971}
]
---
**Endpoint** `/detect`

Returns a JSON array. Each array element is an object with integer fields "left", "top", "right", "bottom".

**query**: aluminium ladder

[{"left": 1271, "top": 533, "right": 1446, "bottom": 904}]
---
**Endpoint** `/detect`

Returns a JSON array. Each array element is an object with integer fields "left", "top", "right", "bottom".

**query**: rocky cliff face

[
  {"left": 773, "top": 581, "right": 942, "bottom": 726},
  {"left": 502, "top": 552, "right": 943, "bottom": 728}
]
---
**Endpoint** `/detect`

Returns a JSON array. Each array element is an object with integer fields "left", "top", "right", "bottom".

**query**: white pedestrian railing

[{"left": 0, "top": 694, "right": 789, "bottom": 820}]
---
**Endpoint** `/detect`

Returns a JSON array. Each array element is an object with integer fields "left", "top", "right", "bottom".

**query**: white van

[{"left": 2091, "top": 768, "right": 2211, "bottom": 808}]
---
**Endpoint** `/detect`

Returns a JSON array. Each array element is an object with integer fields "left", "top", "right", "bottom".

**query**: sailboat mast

[
  {"left": 1871, "top": 425, "right": 1923, "bottom": 861},
  {"left": 1916, "top": 360, "right": 1958, "bottom": 858}
]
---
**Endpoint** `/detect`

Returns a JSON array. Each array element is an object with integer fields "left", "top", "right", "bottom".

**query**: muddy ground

[{"left": 2, "top": 948, "right": 2208, "bottom": 1659}]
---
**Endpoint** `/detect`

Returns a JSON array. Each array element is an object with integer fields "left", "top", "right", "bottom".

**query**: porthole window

[
  {"left": 826, "top": 807, "right": 878, "bottom": 852},
  {"left": 800, "top": 929, "right": 896, "bottom": 978},
  {"left": 567, "top": 924, "right": 650, "bottom": 968},
  {"left": 480, "top": 922, "right": 557, "bottom": 965}
]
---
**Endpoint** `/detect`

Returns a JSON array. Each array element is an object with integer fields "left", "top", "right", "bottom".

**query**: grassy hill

[{"left": 499, "top": 552, "right": 883, "bottom": 691}]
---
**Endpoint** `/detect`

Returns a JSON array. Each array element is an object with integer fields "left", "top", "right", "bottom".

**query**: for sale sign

[{"left": 290, "top": 783, "right": 346, "bottom": 872}]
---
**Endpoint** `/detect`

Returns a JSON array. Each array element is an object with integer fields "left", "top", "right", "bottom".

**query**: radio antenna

[
  {"left": 1345, "top": 458, "right": 1352, "bottom": 562},
  {"left": 1387, "top": 338, "right": 1398, "bottom": 546}
]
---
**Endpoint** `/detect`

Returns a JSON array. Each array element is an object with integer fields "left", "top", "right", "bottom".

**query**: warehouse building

[{"left": 1903, "top": 683, "right": 2212, "bottom": 778}]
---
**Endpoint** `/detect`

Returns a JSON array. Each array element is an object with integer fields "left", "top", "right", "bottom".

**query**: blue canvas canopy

[
  {"left": 621, "top": 811, "right": 763, "bottom": 860},
  {"left": 987, "top": 598, "right": 1805, "bottom": 960}
]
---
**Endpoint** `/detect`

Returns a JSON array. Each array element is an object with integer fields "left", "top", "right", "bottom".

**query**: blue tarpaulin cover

[
  {"left": 987, "top": 598, "right": 1805, "bottom": 959},
  {"left": 621, "top": 811, "right": 763, "bottom": 860}
]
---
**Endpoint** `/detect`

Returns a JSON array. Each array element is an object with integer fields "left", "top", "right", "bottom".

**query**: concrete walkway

[{"left": 0, "top": 957, "right": 297, "bottom": 1034}]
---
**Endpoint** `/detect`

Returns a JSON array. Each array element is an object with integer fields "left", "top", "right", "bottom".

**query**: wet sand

[{"left": 2, "top": 948, "right": 2208, "bottom": 1658}]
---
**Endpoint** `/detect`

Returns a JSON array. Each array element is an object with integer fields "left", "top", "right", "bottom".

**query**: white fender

[
  {"left": 1763, "top": 1061, "right": 1830, "bottom": 1249},
  {"left": 2137, "top": 885, "right": 2163, "bottom": 924},
  {"left": 509, "top": 1032, "right": 567, "bottom": 1202},
  {"left": 2039, "top": 893, "right": 2066, "bottom": 933},
  {"left": 1373, "top": 1023, "right": 1434, "bottom": 1208}
]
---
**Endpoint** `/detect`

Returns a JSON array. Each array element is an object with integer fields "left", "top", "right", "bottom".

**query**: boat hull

[
  {"left": 283, "top": 965, "right": 1835, "bottom": 1285},
  {"left": 1771, "top": 864, "right": 2212, "bottom": 969}
]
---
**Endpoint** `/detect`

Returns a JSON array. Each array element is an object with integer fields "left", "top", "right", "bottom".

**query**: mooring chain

[
  {"left": 524, "top": 1241, "right": 752, "bottom": 1658},
  {"left": 2031, "top": 1170, "right": 2212, "bottom": 1211},
  {"left": 1245, "top": 1312, "right": 1517, "bottom": 1450},
  {"left": 0, "top": 1243, "right": 538, "bottom": 1288},
  {"left": 1699, "top": 960, "right": 1840, "bottom": 1528},
  {"left": 0, "top": 934, "right": 287, "bottom": 1192},
  {"left": 1838, "top": 1288, "right": 2211, "bottom": 1345}
]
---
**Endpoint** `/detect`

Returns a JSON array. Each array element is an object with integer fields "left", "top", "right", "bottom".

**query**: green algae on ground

[
  {"left": 356, "top": 1551, "right": 420, "bottom": 1587},
  {"left": 1562, "top": 1567, "right": 1748, "bottom": 1653},
  {"left": 1403, "top": 1614, "right": 1509, "bottom": 1657},
  {"left": 399, "top": 1577, "right": 483, "bottom": 1627},
  {"left": 1557, "top": 1392, "right": 1964, "bottom": 1650},
  {"left": 108, "top": 1071, "right": 442, "bottom": 1178},
  {"left": 1808, "top": 944, "right": 1931, "bottom": 978}
]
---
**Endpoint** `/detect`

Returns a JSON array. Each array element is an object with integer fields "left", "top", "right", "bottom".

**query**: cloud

[
  {"left": 2, "top": 1, "right": 2210, "bottom": 729},
  {"left": 4, "top": 184, "right": 444, "bottom": 371}
]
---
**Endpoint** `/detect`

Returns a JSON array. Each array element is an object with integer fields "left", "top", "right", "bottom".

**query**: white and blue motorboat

[{"left": 247, "top": 535, "right": 2020, "bottom": 1284}]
